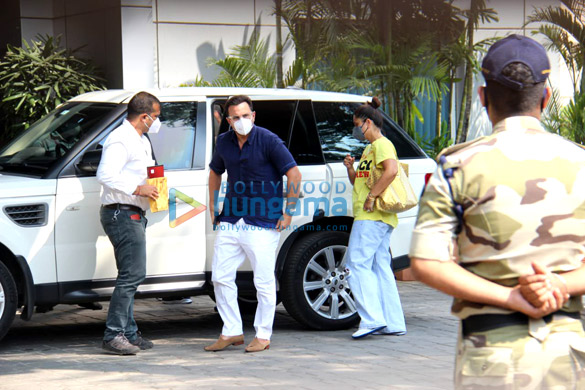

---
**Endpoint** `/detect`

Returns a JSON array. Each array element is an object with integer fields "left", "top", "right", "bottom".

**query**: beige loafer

[
  {"left": 204, "top": 335, "right": 244, "bottom": 352},
  {"left": 245, "top": 337, "right": 270, "bottom": 353}
]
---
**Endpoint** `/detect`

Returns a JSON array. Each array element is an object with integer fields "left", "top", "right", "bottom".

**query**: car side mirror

[{"left": 77, "top": 149, "right": 102, "bottom": 174}]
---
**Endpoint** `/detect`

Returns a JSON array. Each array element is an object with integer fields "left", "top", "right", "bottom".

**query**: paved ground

[{"left": 0, "top": 281, "right": 457, "bottom": 390}]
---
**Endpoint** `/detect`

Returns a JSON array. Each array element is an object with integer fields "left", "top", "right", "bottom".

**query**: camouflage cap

[{"left": 481, "top": 34, "right": 551, "bottom": 90}]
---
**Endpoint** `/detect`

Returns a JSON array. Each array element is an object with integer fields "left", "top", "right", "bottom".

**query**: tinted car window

[
  {"left": 383, "top": 116, "right": 426, "bottom": 159},
  {"left": 216, "top": 100, "right": 324, "bottom": 166},
  {"left": 0, "top": 103, "right": 116, "bottom": 175},
  {"left": 313, "top": 102, "right": 426, "bottom": 162},
  {"left": 288, "top": 100, "right": 324, "bottom": 165},
  {"left": 215, "top": 100, "right": 295, "bottom": 144},
  {"left": 313, "top": 102, "right": 367, "bottom": 162},
  {"left": 252, "top": 100, "right": 295, "bottom": 143},
  {"left": 148, "top": 102, "right": 197, "bottom": 170}
]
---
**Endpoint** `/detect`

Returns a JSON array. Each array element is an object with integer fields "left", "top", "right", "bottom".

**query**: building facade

[{"left": 1, "top": 0, "right": 574, "bottom": 141}]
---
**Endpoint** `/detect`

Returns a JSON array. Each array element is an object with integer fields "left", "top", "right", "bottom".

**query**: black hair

[
  {"left": 354, "top": 97, "right": 383, "bottom": 128},
  {"left": 485, "top": 62, "right": 546, "bottom": 117},
  {"left": 127, "top": 92, "right": 161, "bottom": 120},
  {"left": 225, "top": 95, "right": 253, "bottom": 113}
]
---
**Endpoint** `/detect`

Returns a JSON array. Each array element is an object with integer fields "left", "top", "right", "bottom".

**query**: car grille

[{"left": 4, "top": 204, "right": 48, "bottom": 227}]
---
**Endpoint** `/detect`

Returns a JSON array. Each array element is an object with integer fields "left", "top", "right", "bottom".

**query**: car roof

[{"left": 68, "top": 87, "right": 371, "bottom": 104}]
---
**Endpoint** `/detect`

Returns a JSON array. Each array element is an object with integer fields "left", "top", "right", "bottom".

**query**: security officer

[{"left": 410, "top": 34, "right": 585, "bottom": 388}]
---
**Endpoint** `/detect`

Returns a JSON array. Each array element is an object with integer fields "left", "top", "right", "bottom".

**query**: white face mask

[
  {"left": 145, "top": 115, "right": 162, "bottom": 134},
  {"left": 233, "top": 118, "right": 253, "bottom": 136}
]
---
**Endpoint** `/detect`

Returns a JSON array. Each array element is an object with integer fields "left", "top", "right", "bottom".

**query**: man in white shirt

[{"left": 97, "top": 91, "right": 160, "bottom": 355}]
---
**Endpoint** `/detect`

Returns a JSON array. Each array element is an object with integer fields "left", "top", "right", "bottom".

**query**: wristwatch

[{"left": 285, "top": 204, "right": 297, "bottom": 216}]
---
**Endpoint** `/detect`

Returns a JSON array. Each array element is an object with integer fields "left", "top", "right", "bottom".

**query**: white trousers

[{"left": 211, "top": 219, "right": 280, "bottom": 340}]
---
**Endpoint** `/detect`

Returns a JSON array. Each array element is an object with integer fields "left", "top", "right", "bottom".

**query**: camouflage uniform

[{"left": 410, "top": 116, "right": 585, "bottom": 389}]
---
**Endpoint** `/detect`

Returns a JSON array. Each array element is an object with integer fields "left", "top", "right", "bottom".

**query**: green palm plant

[
  {"left": 454, "top": 0, "right": 498, "bottom": 144},
  {"left": 188, "top": 25, "right": 305, "bottom": 88},
  {"left": 528, "top": 1, "right": 585, "bottom": 144},
  {"left": 541, "top": 86, "right": 564, "bottom": 134},
  {"left": 0, "top": 34, "right": 105, "bottom": 144},
  {"left": 557, "top": 91, "right": 585, "bottom": 144},
  {"left": 528, "top": 0, "right": 585, "bottom": 93},
  {"left": 413, "top": 121, "right": 453, "bottom": 160},
  {"left": 282, "top": 1, "right": 457, "bottom": 134},
  {"left": 281, "top": 0, "right": 365, "bottom": 89},
  {"left": 338, "top": 29, "right": 451, "bottom": 136}
]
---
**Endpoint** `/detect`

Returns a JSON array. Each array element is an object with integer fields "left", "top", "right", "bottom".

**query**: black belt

[
  {"left": 462, "top": 311, "right": 581, "bottom": 337},
  {"left": 103, "top": 203, "right": 145, "bottom": 216}
]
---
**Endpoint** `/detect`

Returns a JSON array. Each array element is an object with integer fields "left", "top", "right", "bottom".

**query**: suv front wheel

[
  {"left": 0, "top": 262, "right": 17, "bottom": 341},
  {"left": 281, "top": 231, "right": 359, "bottom": 330}
]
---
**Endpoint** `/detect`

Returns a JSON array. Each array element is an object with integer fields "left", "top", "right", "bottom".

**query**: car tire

[
  {"left": 236, "top": 293, "right": 258, "bottom": 314},
  {"left": 281, "top": 231, "right": 359, "bottom": 330},
  {"left": 0, "top": 262, "right": 17, "bottom": 341}
]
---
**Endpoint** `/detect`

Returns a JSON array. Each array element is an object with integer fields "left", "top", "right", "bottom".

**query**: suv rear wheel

[
  {"left": 281, "top": 231, "right": 359, "bottom": 330},
  {"left": 0, "top": 262, "right": 17, "bottom": 341}
]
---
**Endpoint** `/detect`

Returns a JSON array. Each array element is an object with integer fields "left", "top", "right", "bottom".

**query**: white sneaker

[{"left": 351, "top": 326, "right": 386, "bottom": 339}]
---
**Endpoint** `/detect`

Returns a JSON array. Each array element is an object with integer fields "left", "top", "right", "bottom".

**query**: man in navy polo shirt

[{"left": 205, "top": 95, "right": 302, "bottom": 353}]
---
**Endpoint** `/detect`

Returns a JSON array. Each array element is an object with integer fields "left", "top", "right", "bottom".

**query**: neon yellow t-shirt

[{"left": 352, "top": 137, "right": 398, "bottom": 227}]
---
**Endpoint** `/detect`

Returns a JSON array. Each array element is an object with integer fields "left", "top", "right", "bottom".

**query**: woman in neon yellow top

[{"left": 343, "top": 98, "right": 406, "bottom": 339}]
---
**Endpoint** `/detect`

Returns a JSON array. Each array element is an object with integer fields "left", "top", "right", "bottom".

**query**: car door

[
  {"left": 54, "top": 99, "right": 208, "bottom": 293},
  {"left": 204, "top": 98, "right": 331, "bottom": 277}
]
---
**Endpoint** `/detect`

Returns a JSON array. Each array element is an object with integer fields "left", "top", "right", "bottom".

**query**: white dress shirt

[{"left": 97, "top": 119, "right": 154, "bottom": 210}]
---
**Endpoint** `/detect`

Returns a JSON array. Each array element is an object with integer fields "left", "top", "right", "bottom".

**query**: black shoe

[
  {"left": 102, "top": 333, "right": 140, "bottom": 355},
  {"left": 129, "top": 331, "right": 153, "bottom": 350}
]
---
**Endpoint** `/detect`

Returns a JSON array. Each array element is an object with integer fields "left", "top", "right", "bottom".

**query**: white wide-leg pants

[{"left": 211, "top": 219, "right": 280, "bottom": 340}]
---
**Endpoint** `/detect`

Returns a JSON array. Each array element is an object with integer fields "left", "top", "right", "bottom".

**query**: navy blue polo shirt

[{"left": 209, "top": 125, "right": 297, "bottom": 228}]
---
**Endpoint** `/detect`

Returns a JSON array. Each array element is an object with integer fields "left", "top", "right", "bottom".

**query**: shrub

[{"left": 0, "top": 35, "right": 105, "bottom": 145}]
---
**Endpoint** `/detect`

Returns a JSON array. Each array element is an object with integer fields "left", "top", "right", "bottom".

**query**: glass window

[
  {"left": 216, "top": 100, "right": 323, "bottom": 165},
  {"left": 147, "top": 102, "right": 197, "bottom": 170},
  {"left": 313, "top": 102, "right": 426, "bottom": 162},
  {"left": 249, "top": 100, "right": 295, "bottom": 143},
  {"left": 314, "top": 102, "right": 367, "bottom": 162},
  {"left": 288, "top": 100, "right": 324, "bottom": 165},
  {"left": 383, "top": 116, "right": 426, "bottom": 159},
  {"left": 0, "top": 102, "right": 117, "bottom": 175},
  {"left": 216, "top": 100, "right": 295, "bottom": 143}
]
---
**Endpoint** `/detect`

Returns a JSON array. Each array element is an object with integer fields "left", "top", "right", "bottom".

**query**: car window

[
  {"left": 251, "top": 100, "right": 295, "bottom": 143},
  {"left": 147, "top": 102, "right": 197, "bottom": 170},
  {"left": 313, "top": 102, "right": 367, "bottom": 162},
  {"left": 313, "top": 101, "right": 426, "bottom": 162},
  {"left": 0, "top": 102, "right": 117, "bottom": 175},
  {"left": 383, "top": 116, "right": 427, "bottom": 159},
  {"left": 288, "top": 100, "right": 324, "bottom": 165},
  {"left": 216, "top": 100, "right": 324, "bottom": 166}
]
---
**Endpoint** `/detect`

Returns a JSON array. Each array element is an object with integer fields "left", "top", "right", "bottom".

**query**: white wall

[
  {"left": 121, "top": 0, "right": 156, "bottom": 89},
  {"left": 19, "top": 0, "right": 123, "bottom": 88},
  {"left": 452, "top": 0, "right": 571, "bottom": 140},
  {"left": 19, "top": 0, "right": 55, "bottom": 44},
  {"left": 120, "top": 0, "right": 294, "bottom": 89}
]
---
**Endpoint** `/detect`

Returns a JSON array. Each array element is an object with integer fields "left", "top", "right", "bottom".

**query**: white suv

[{"left": 0, "top": 87, "right": 435, "bottom": 341}]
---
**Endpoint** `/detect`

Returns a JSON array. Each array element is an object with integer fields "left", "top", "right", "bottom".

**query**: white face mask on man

[
  {"left": 233, "top": 117, "right": 253, "bottom": 136},
  {"left": 145, "top": 115, "right": 162, "bottom": 134}
]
